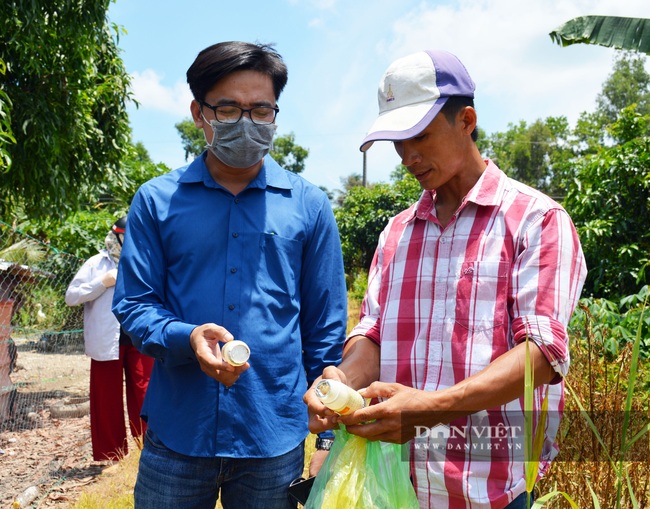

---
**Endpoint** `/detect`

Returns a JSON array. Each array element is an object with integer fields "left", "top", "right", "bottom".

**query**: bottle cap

[
  {"left": 222, "top": 340, "right": 250, "bottom": 366},
  {"left": 314, "top": 379, "right": 366, "bottom": 415}
]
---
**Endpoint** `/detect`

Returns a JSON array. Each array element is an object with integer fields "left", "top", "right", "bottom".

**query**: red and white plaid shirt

[{"left": 349, "top": 160, "right": 587, "bottom": 508}]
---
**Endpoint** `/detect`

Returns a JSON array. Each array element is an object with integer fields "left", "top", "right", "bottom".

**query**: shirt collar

[
  {"left": 411, "top": 159, "right": 505, "bottom": 221},
  {"left": 464, "top": 159, "right": 505, "bottom": 207},
  {"left": 177, "top": 152, "right": 293, "bottom": 191}
]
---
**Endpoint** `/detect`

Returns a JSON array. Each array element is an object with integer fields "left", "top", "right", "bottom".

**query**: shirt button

[
  {"left": 234, "top": 198, "right": 240, "bottom": 204},
  {"left": 230, "top": 267, "right": 237, "bottom": 273},
  {"left": 228, "top": 304, "right": 235, "bottom": 310},
  {"left": 232, "top": 232, "right": 239, "bottom": 238}
]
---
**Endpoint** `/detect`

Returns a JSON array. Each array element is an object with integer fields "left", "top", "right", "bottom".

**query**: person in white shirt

[{"left": 65, "top": 217, "right": 153, "bottom": 461}]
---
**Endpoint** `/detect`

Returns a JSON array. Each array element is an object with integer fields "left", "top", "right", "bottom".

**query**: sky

[{"left": 107, "top": 0, "right": 650, "bottom": 192}]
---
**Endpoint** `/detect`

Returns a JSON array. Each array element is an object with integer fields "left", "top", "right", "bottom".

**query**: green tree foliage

[
  {"left": 17, "top": 142, "right": 169, "bottom": 259},
  {"left": 335, "top": 167, "right": 421, "bottom": 276},
  {"left": 484, "top": 53, "right": 650, "bottom": 197},
  {"left": 95, "top": 141, "right": 168, "bottom": 214},
  {"left": 269, "top": 132, "right": 308, "bottom": 174},
  {"left": 335, "top": 173, "right": 365, "bottom": 207},
  {"left": 479, "top": 51, "right": 650, "bottom": 302},
  {"left": 175, "top": 118, "right": 204, "bottom": 161},
  {"left": 0, "top": 0, "right": 133, "bottom": 219},
  {"left": 596, "top": 52, "right": 650, "bottom": 125},
  {"left": 571, "top": 52, "right": 650, "bottom": 155},
  {"left": 175, "top": 118, "right": 309, "bottom": 174},
  {"left": 0, "top": 58, "right": 15, "bottom": 171},
  {"left": 483, "top": 117, "right": 574, "bottom": 197},
  {"left": 563, "top": 106, "right": 650, "bottom": 299}
]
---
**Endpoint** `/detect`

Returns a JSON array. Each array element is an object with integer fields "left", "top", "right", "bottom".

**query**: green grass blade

[
  {"left": 532, "top": 385, "right": 549, "bottom": 467},
  {"left": 626, "top": 466, "right": 640, "bottom": 509},
  {"left": 532, "top": 490, "right": 581, "bottom": 508},
  {"left": 588, "top": 483, "right": 602, "bottom": 509},
  {"left": 620, "top": 303, "right": 646, "bottom": 446},
  {"left": 621, "top": 423, "right": 650, "bottom": 450},
  {"left": 524, "top": 337, "right": 537, "bottom": 492}
]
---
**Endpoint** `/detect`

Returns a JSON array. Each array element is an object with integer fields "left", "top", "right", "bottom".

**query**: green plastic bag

[{"left": 304, "top": 426, "right": 419, "bottom": 509}]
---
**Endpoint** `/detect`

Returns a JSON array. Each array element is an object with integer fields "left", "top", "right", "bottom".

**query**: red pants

[{"left": 89, "top": 344, "right": 154, "bottom": 461}]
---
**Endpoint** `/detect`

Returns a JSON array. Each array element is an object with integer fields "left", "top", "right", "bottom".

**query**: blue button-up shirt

[{"left": 112, "top": 153, "right": 347, "bottom": 458}]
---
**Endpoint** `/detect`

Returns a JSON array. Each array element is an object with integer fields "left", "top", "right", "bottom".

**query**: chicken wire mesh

[{"left": 0, "top": 220, "right": 86, "bottom": 432}]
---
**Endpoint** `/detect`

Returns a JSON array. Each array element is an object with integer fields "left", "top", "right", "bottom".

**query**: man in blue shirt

[{"left": 112, "top": 41, "right": 347, "bottom": 509}]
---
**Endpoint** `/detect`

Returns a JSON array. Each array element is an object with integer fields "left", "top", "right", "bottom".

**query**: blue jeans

[
  {"left": 505, "top": 490, "right": 535, "bottom": 508},
  {"left": 134, "top": 429, "right": 304, "bottom": 509}
]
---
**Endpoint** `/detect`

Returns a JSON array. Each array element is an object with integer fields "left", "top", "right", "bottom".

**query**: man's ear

[
  {"left": 459, "top": 106, "right": 477, "bottom": 137},
  {"left": 190, "top": 100, "right": 203, "bottom": 128}
]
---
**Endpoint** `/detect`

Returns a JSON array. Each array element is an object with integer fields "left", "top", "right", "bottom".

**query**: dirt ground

[{"left": 1, "top": 342, "right": 115, "bottom": 508}]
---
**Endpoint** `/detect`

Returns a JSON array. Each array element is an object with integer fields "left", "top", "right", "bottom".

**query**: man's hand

[
  {"left": 340, "top": 382, "right": 436, "bottom": 444},
  {"left": 190, "top": 323, "right": 249, "bottom": 387},
  {"left": 303, "top": 366, "right": 349, "bottom": 434},
  {"left": 308, "top": 449, "right": 329, "bottom": 477},
  {"left": 101, "top": 268, "right": 118, "bottom": 288}
]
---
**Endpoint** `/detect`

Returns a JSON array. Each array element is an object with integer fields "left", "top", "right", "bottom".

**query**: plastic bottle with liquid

[{"left": 314, "top": 379, "right": 366, "bottom": 415}]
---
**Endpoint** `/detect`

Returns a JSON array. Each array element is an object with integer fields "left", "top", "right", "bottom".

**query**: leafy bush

[
  {"left": 563, "top": 107, "right": 650, "bottom": 300},
  {"left": 335, "top": 170, "right": 421, "bottom": 277},
  {"left": 570, "top": 285, "right": 650, "bottom": 360}
]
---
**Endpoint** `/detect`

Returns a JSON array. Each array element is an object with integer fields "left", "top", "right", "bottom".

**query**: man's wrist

[
  {"left": 315, "top": 437, "right": 334, "bottom": 451},
  {"left": 315, "top": 430, "right": 335, "bottom": 450}
]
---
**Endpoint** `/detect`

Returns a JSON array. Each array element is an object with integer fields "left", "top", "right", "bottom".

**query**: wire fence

[{"left": 0, "top": 220, "right": 86, "bottom": 433}]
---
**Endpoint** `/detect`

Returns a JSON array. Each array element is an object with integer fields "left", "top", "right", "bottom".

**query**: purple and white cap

[{"left": 360, "top": 50, "right": 475, "bottom": 152}]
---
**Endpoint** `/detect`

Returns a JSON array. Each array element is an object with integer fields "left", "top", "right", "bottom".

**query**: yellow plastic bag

[{"left": 304, "top": 426, "right": 419, "bottom": 509}]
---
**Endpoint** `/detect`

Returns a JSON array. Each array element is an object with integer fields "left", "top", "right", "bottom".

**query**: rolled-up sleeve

[{"left": 510, "top": 208, "right": 587, "bottom": 378}]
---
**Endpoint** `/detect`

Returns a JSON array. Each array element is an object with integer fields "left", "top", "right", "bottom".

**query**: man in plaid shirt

[{"left": 305, "top": 50, "right": 587, "bottom": 508}]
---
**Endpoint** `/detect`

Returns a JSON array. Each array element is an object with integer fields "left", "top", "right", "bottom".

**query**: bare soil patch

[{"left": 1, "top": 344, "right": 113, "bottom": 508}]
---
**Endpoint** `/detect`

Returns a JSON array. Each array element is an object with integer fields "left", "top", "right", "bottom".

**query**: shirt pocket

[
  {"left": 454, "top": 260, "right": 510, "bottom": 334},
  {"left": 257, "top": 233, "right": 302, "bottom": 298}
]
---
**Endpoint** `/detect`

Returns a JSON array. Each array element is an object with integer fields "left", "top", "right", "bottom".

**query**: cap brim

[{"left": 360, "top": 97, "right": 448, "bottom": 152}]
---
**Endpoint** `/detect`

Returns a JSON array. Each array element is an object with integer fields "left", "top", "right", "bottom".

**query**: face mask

[
  {"left": 105, "top": 232, "right": 122, "bottom": 264},
  {"left": 204, "top": 116, "right": 277, "bottom": 168}
]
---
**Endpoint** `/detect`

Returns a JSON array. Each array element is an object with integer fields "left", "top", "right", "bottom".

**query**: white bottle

[
  {"left": 13, "top": 485, "right": 39, "bottom": 508},
  {"left": 315, "top": 379, "right": 366, "bottom": 415},
  {"left": 221, "top": 340, "right": 250, "bottom": 366}
]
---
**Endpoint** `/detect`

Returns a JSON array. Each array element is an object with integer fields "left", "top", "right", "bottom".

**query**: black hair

[
  {"left": 440, "top": 96, "right": 479, "bottom": 142},
  {"left": 186, "top": 41, "right": 288, "bottom": 102}
]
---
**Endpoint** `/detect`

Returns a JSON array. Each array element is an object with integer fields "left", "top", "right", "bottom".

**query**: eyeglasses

[{"left": 200, "top": 101, "right": 279, "bottom": 125}]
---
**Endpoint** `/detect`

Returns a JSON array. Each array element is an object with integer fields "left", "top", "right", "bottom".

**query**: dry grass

[
  {"left": 537, "top": 328, "right": 650, "bottom": 507},
  {"left": 347, "top": 298, "right": 361, "bottom": 334},
  {"left": 71, "top": 449, "right": 140, "bottom": 509}
]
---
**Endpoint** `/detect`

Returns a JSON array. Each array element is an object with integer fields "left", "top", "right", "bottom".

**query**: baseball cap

[
  {"left": 111, "top": 216, "right": 127, "bottom": 235},
  {"left": 360, "top": 50, "right": 475, "bottom": 152}
]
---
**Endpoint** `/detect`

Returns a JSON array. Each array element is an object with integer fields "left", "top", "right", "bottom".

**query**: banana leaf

[{"left": 549, "top": 16, "right": 650, "bottom": 55}]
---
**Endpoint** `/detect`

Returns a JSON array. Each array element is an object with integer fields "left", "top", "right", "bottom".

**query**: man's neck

[{"left": 206, "top": 153, "right": 263, "bottom": 195}]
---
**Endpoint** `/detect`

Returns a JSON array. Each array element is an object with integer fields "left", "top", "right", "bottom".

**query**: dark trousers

[{"left": 505, "top": 490, "right": 535, "bottom": 508}]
